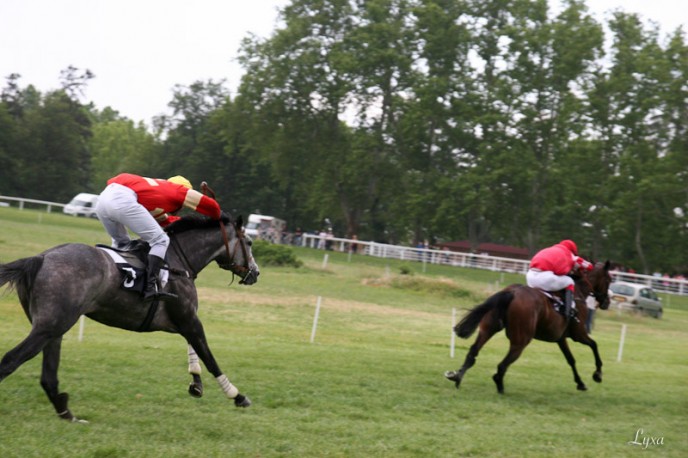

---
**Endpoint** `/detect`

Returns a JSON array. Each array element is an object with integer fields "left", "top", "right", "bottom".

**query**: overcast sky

[{"left": 1, "top": 0, "right": 685, "bottom": 124}]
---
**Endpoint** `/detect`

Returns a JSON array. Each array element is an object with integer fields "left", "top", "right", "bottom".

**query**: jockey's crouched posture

[
  {"left": 526, "top": 240, "right": 593, "bottom": 315},
  {"left": 95, "top": 173, "right": 221, "bottom": 301}
]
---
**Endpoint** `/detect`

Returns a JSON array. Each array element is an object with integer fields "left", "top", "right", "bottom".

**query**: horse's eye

[{"left": 248, "top": 240, "right": 253, "bottom": 246}]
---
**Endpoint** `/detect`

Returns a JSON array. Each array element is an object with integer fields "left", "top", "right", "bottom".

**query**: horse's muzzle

[
  {"left": 599, "top": 297, "right": 610, "bottom": 310},
  {"left": 239, "top": 268, "right": 259, "bottom": 285}
]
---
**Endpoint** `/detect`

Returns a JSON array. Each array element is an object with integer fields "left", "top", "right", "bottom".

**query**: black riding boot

[
  {"left": 564, "top": 288, "right": 574, "bottom": 318},
  {"left": 144, "top": 255, "right": 177, "bottom": 302}
]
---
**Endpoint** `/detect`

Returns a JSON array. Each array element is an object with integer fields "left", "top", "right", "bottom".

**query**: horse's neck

[
  {"left": 172, "top": 230, "right": 223, "bottom": 271},
  {"left": 574, "top": 276, "right": 591, "bottom": 299}
]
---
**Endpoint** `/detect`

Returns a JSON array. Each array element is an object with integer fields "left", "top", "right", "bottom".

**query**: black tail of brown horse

[
  {"left": 455, "top": 289, "right": 514, "bottom": 338},
  {"left": 0, "top": 256, "right": 44, "bottom": 307}
]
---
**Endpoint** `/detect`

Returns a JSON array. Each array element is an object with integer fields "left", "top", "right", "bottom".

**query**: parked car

[
  {"left": 245, "top": 213, "right": 286, "bottom": 243},
  {"left": 609, "top": 281, "right": 663, "bottom": 318},
  {"left": 63, "top": 193, "right": 99, "bottom": 218}
]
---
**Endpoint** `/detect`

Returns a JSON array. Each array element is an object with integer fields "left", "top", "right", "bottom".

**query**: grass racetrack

[{"left": 0, "top": 207, "right": 686, "bottom": 457}]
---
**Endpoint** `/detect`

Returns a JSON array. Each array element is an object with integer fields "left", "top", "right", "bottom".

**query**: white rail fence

[
  {"left": 0, "top": 195, "right": 65, "bottom": 212},
  {"left": 301, "top": 233, "right": 688, "bottom": 297},
  {"left": 2, "top": 196, "right": 686, "bottom": 297}
]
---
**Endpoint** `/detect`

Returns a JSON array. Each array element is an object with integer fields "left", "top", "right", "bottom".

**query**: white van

[
  {"left": 63, "top": 193, "right": 99, "bottom": 218},
  {"left": 245, "top": 213, "right": 286, "bottom": 243}
]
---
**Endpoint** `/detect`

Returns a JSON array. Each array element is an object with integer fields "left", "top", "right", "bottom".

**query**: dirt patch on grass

[
  {"left": 197, "top": 287, "right": 441, "bottom": 320},
  {"left": 363, "top": 275, "right": 477, "bottom": 299}
]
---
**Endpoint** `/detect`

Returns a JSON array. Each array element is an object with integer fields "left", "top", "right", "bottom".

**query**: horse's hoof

[
  {"left": 188, "top": 382, "right": 203, "bottom": 398},
  {"left": 444, "top": 370, "right": 459, "bottom": 381},
  {"left": 492, "top": 374, "right": 504, "bottom": 394},
  {"left": 577, "top": 384, "right": 588, "bottom": 391},
  {"left": 234, "top": 394, "right": 252, "bottom": 408},
  {"left": 444, "top": 371, "right": 462, "bottom": 389},
  {"left": 593, "top": 372, "right": 602, "bottom": 383}
]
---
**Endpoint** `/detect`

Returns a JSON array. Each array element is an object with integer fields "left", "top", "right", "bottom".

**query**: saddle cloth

[{"left": 97, "top": 245, "right": 168, "bottom": 293}]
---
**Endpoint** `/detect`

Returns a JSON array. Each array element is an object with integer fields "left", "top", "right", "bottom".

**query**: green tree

[
  {"left": 0, "top": 102, "right": 18, "bottom": 194},
  {"left": 89, "top": 113, "right": 159, "bottom": 189},
  {"left": 588, "top": 13, "right": 685, "bottom": 273},
  {"left": 152, "top": 80, "right": 230, "bottom": 184},
  {"left": 12, "top": 90, "right": 92, "bottom": 201}
]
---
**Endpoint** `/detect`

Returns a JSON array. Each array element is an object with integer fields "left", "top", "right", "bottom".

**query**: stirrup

[{"left": 144, "top": 287, "right": 177, "bottom": 302}]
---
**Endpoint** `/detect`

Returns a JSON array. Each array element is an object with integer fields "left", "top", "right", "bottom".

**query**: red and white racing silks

[
  {"left": 107, "top": 173, "right": 221, "bottom": 226},
  {"left": 530, "top": 241, "right": 593, "bottom": 275}
]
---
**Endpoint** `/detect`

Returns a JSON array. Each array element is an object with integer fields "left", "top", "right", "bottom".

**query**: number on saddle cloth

[{"left": 96, "top": 242, "right": 151, "bottom": 293}]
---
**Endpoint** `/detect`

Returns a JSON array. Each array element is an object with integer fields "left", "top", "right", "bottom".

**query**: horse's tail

[
  {"left": 455, "top": 289, "right": 514, "bottom": 338},
  {"left": 0, "top": 256, "right": 44, "bottom": 305}
]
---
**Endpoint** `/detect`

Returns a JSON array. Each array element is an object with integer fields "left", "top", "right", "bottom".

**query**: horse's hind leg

[
  {"left": 493, "top": 341, "right": 529, "bottom": 394},
  {"left": 557, "top": 338, "right": 587, "bottom": 391},
  {"left": 187, "top": 345, "right": 203, "bottom": 398},
  {"left": 445, "top": 325, "right": 497, "bottom": 389},
  {"left": 40, "top": 337, "right": 85, "bottom": 423},
  {"left": 0, "top": 329, "right": 52, "bottom": 382}
]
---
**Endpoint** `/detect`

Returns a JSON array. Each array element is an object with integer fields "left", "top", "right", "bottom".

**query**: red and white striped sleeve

[{"left": 182, "top": 189, "right": 222, "bottom": 220}]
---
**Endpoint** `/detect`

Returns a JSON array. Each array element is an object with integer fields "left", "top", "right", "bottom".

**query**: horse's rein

[
  {"left": 577, "top": 265, "right": 607, "bottom": 306},
  {"left": 200, "top": 182, "right": 251, "bottom": 279}
]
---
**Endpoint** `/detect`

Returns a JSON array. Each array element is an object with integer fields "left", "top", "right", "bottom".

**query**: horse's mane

[{"left": 165, "top": 212, "right": 231, "bottom": 235}]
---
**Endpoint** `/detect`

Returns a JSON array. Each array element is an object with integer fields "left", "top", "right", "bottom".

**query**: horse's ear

[
  {"left": 236, "top": 215, "right": 244, "bottom": 231},
  {"left": 604, "top": 260, "right": 611, "bottom": 271}
]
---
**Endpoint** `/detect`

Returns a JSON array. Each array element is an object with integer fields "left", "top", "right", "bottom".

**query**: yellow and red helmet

[{"left": 168, "top": 175, "right": 193, "bottom": 190}]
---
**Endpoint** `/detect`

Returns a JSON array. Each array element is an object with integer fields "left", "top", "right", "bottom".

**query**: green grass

[{"left": 0, "top": 207, "right": 686, "bottom": 457}]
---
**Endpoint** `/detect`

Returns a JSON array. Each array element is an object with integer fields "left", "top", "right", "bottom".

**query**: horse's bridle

[
  {"left": 216, "top": 219, "right": 256, "bottom": 285},
  {"left": 578, "top": 264, "right": 610, "bottom": 309},
  {"left": 200, "top": 182, "right": 255, "bottom": 285}
]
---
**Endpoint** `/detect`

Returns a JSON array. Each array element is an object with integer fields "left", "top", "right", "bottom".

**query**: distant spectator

[
  {"left": 350, "top": 234, "right": 359, "bottom": 254},
  {"left": 585, "top": 295, "right": 596, "bottom": 334},
  {"left": 293, "top": 227, "right": 303, "bottom": 246},
  {"left": 325, "top": 229, "right": 334, "bottom": 251}
]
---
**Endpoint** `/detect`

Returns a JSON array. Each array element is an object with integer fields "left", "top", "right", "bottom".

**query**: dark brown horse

[{"left": 445, "top": 261, "right": 611, "bottom": 393}]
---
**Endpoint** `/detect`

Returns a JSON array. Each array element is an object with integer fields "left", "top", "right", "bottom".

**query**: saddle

[{"left": 98, "top": 240, "right": 150, "bottom": 267}]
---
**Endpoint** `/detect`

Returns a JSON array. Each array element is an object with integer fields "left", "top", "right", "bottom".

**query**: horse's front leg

[
  {"left": 181, "top": 318, "right": 251, "bottom": 408},
  {"left": 557, "top": 338, "right": 587, "bottom": 391},
  {"left": 588, "top": 338, "right": 603, "bottom": 383},
  {"left": 187, "top": 345, "right": 203, "bottom": 398},
  {"left": 570, "top": 333, "right": 603, "bottom": 383}
]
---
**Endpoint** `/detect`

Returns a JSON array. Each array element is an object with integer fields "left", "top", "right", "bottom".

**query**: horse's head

[
  {"left": 215, "top": 214, "right": 260, "bottom": 285},
  {"left": 166, "top": 213, "right": 260, "bottom": 285},
  {"left": 582, "top": 260, "right": 612, "bottom": 310}
]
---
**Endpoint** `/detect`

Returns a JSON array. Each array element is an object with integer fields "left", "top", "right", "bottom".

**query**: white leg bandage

[
  {"left": 216, "top": 374, "right": 239, "bottom": 399},
  {"left": 187, "top": 345, "right": 202, "bottom": 375}
]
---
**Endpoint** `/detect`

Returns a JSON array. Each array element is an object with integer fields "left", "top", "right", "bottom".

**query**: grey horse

[{"left": 0, "top": 213, "right": 259, "bottom": 422}]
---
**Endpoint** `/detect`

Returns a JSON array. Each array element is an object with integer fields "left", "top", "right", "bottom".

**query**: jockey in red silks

[
  {"left": 95, "top": 173, "right": 221, "bottom": 301},
  {"left": 526, "top": 239, "right": 593, "bottom": 314}
]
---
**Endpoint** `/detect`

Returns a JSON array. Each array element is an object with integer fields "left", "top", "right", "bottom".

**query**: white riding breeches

[
  {"left": 526, "top": 269, "right": 574, "bottom": 292},
  {"left": 95, "top": 183, "right": 170, "bottom": 259}
]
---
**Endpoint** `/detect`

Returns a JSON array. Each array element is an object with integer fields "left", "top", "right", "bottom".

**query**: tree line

[{"left": 0, "top": 0, "right": 686, "bottom": 275}]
